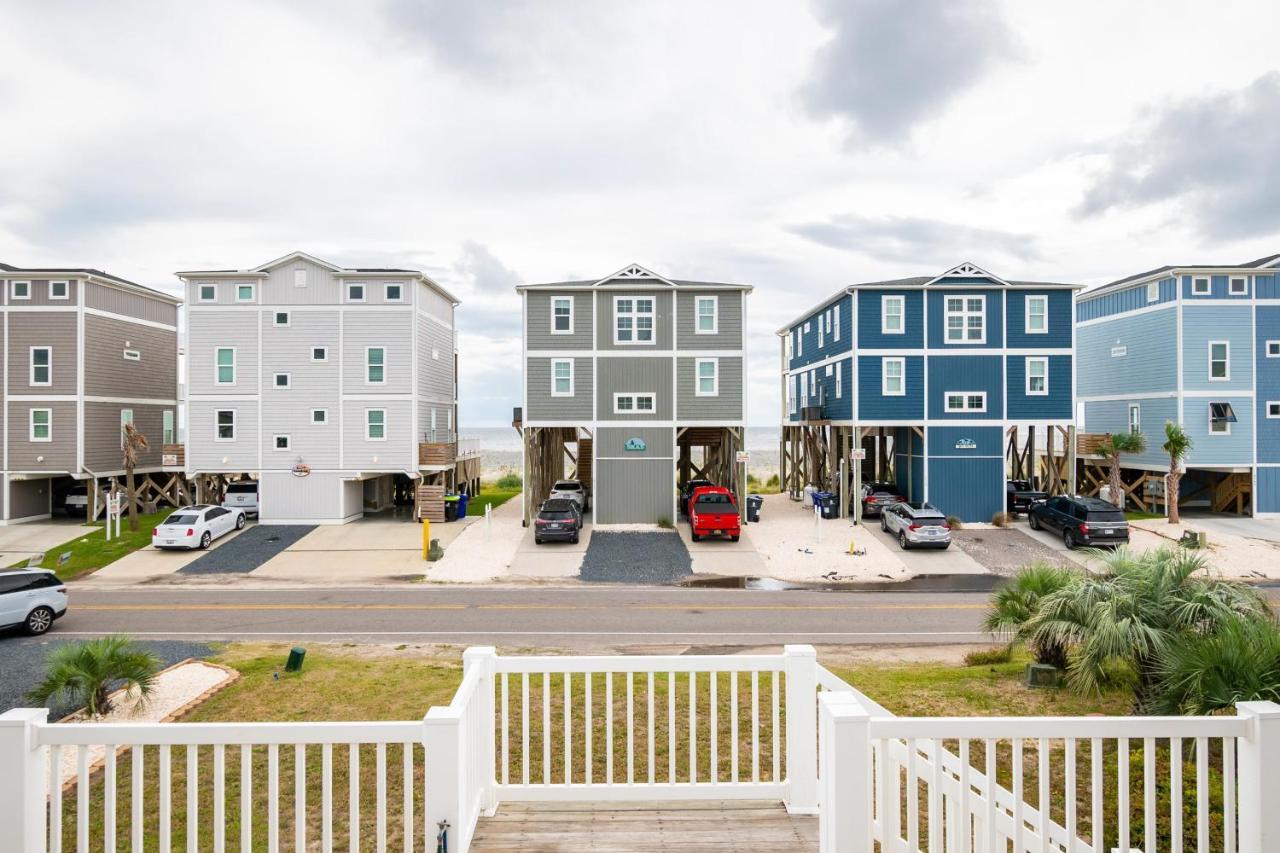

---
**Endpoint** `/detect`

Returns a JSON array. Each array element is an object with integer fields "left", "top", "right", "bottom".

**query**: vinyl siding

[
  {"left": 7, "top": 312, "right": 76, "bottom": 395},
  {"left": 525, "top": 357, "right": 593, "bottom": 421},
  {"left": 83, "top": 315, "right": 177, "bottom": 399},
  {"left": 1076, "top": 308, "right": 1177, "bottom": 397},
  {"left": 527, "top": 291, "right": 592, "bottom": 350},
  {"left": 788, "top": 295, "right": 852, "bottom": 369},
  {"left": 185, "top": 279, "right": 261, "bottom": 307},
  {"left": 856, "top": 356, "right": 924, "bottom": 420},
  {"left": 675, "top": 291, "right": 743, "bottom": 350},
  {"left": 341, "top": 399, "right": 414, "bottom": 470},
  {"left": 1255, "top": 274, "right": 1280, "bottom": 299},
  {"left": 596, "top": 357, "right": 673, "bottom": 421},
  {"left": 260, "top": 310, "right": 341, "bottom": 470},
  {"left": 9, "top": 278, "right": 78, "bottom": 307},
  {"left": 85, "top": 282, "right": 178, "bottom": 325},
  {"left": 926, "top": 426, "right": 1004, "bottom": 522},
  {"left": 1182, "top": 305, "right": 1253, "bottom": 393},
  {"left": 594, "top": 459, "right": 675, "bottom": 523},
  {"left": 595, "top": 426, "right": 674, "bottom": 458},
  {"left": 856, "top": 290, "right": 923, "bottom": 350},
  {"left": 1256, "top": 306, "right": 1280, "bottom": 463},
  {"left": 259, "top": 470, "right": 350, "bottom": 523},
  {"left": 1005, "top": 290, "right": 1072, "bottom": 348},
  {"left": 1005, "top": 355, "right": 1073, "bottom": 420},
  {"left": 596, "top": 289, "right": 673, "bottom": 351},
  {"left": 927, "top": 355, "right": 1003, "bottom": 420},
  {"left": 8, "top": 401, "right": 76, "bottom": 471},
  {"left": 893, "top": 427, "right": 925, "bottom": 501},
  {"left": 1183, "top": 395, "right": 1253, "bottom": 467},
  {"left": 7, "top": 477, "right": 51, "bottom": 519},
  {"left": 419, "top": 283, "right": 455, "bottom": 322},
  {"left": 925, "top": 290, "right": 1004, "bottom": 349},
  {"left": 342, "top": 311, "right": 413, "bottom": 395},
  {"left": 187, "top": 400, "right": 260, "bottom": 472},
  {"left": 259, "top": 257, "right": 343, "bottom": 305},
  {"left": 1077, "top": 277, "right": 1176, "bottom": 322},
  {"left": 676, "top": 356, "right": 743, "bottom": 420},
  {"left": 1082, "top": 398, "right": 1179, "bottom": 469},
  {"left": 187, "top": 311, "right": 260, "bottom": 396},
  {"left": 83, "top": 402, "right": 169, "bottom": 471},
  {"left": 1256, "top": 467, "right": 1280, "bottom": 513},
  {"left": 1181, "top": 273, "right": 1254, "bottom": 301}
]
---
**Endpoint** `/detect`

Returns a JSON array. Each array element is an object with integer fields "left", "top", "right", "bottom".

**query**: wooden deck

[{"left": 469, "top": 800, "right": 818, "bottom": 852}]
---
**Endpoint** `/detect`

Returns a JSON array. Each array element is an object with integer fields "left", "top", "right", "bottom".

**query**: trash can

[
  {"left": 746, "top": 494, "right": 763, "bottom": 523},
  {"left": 815, "top": 491, "right": 839, "bottom": 519},
  {"left": 456, "top": 493, "right": 470, "bottom": 518},
  {"left": 802, "top": 484, "right": 816, "bottom": 507},
  {"left": 444, "top": 494, "right": 460, "bottom": 522}
]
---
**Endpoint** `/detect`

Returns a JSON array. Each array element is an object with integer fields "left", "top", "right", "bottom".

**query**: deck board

[{"left": 470, "top": 800, "right": 818, "bottom": 852}]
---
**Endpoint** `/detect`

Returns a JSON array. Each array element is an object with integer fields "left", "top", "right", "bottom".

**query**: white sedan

[{"left": 152, "top": 505, "right": 246, "bottom": 550}]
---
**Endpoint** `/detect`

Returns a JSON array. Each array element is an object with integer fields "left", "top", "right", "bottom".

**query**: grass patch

[
  {"left": 962, "top": 645, "right": 1014, "bottom": 666},
  {"left": 13, "top": 510, "right": 174, "bottom": 581},
  {"left": 470, "top": 482, "right": 521, "bottom": 515},
  {"left": 1125, "top": 510, "right": 1165, "bottom": 521}
]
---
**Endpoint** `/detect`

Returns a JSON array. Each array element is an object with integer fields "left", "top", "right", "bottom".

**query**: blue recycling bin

[
  {"left": 815, "top": 491, "right": 839, "bottom": 519},
  {"left": 456, "top": 493, "right": 470, "bottom": 518}
]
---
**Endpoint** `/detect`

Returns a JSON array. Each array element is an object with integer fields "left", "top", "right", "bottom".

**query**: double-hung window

[
  {"left": 1026, "top": 357, "right": 1048, "bottom": 395},
  {"left": 945, "top": 296, "right": 985, "bottom": 343},
  {"left": 551, "top": 297, "right": 573, "bottom": 334},
  {"left": 1025, "top": 295, "right": 1048, "bottom": 334},
  {"left": 788, "top": 375, "right": 797, "bottom": 413},
  {"left": 1209, "top": 341, "right": 1229, "bottom": 381},
  {"left": 163, "top": 410, "right": 175, "bottom": 445},
  {"left": 29, "top": 347, "right": 51, "bottom": 386},
  {"left": 366, "top": 409, "right": 386, "bottom": 440},
  {"left": 944, "top": 392, "right": 987, "bottom": 413},
  {"left": 696, "top": 296, "right": 717, "bottom": 334},
  {"left": 29, "top": 409, "right": 50, "bottom": 442},
  {"left": 882, "top": 295, "right": 904, "bottom": 334},
  {"left": 551, "top": 359, "right": 574, "bottom": 396},
  {"left": 215, "top": 347, "right": 235, "bottom": 384},
  {"left": 1128, "top": 404, "right": 1141, "bottom": 435},
  {"left": 215, "top": 410, "right": 235, "bottom": 441},
  {"left": 613, "top": 393, "right": 656, "bottom": 414},
  {"left": 695, "top": 358, "right": 718, "bottom": 396},
  {"left": 795, "top": 328, "right": 802, "bottom": 358},
  {"left": 366, "top": 347, "right": 386, "bottom": 384},
  {"left": 615, "top": 297, "right": 655, "bottom": 344},
  {"left": 882, "top": 357, "right": 905, "bottom": 396},
  {"left": 835, "top": 363, "right": 843, "bottom": 398},
  {"left": 120, "top": 409, "right": 134, "bottom": 448}
]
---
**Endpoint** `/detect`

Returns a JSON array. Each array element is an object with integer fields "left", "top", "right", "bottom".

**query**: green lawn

[
  {"left": 14, "top": 510, "right": 174, "bottom": 581},
  {"left": 469, "top": 482, "right": 522, "bottom": 514},
  {"left": 1126, "top": 510, "right": 1166, "bottom": 521}
]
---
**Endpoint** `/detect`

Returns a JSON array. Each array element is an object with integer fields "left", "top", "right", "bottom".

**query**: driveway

[
  {"left": 1177, "top": 511, "right": 1280, "bottom": 544},
  {"left": 580, "top": 530, "right": 691, "bottom": 584},
  {"left": 949, "top": 525, "right": 1075, "bottom": 574},
  {"left": 860, "top": 519, "right": 989, "bottom": 576},
  {"left": 506, "top": 513, "right": 592, "bottom": 579},
  {"left": 0, "top": 517, "right": 94, "bottom": 567},
  {"left": 676, "top": 519, "right": 768, "bottom": 576},
  {"left": 80, "top": 525, "right": 252, "bottom": 584}
]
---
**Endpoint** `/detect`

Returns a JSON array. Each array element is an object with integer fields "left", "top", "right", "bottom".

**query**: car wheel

[
  {"left": 880, "top": 517, "right": 888, "bottom": 532},
  {"left": 730, "top": 534, "right": 740, "bottom": 542},
  {"left": 1063, "top": 529, "right": 1076, "bottom": 550},
  {"left": 24, "top": 606, "right": 54, "bottom": 635},
  {"left": 692, "top": 533, "right": 701, "bottom": 542},
  {"left": 534, "top": 537, "right": 542, "bottom": 545},
  {"left": 200, "top": 531, "right": 212, "bottom": 550},
  {"left": 1028, "top": 513, "right": 1040, "bottom": 531},
  {"left": 571, "top": 533, "right": 579, "bottom": 544},
  {"left": 898, "top": 531, "right": 909, "bottom": 550},
  {"left": 235, "top": 513, "right": 246, "bottom": 530}
]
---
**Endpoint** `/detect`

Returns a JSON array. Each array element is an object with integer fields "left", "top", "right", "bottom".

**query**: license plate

[
  {"left": 164, "top": 540, "right": 175, "bottom": 545},
  {"left": 713, "top": 529, "right": 722, "bottom": 535},
  {"left": 548, "top": 524, "right": 562, "bottom": 530},
  {"left": 1103, "top": 529, "right": 1114, "bottom": 535}
]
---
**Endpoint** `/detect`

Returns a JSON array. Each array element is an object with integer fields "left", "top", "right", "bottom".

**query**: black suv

[
  {"left": 533, "top": 498, "right": 583, "bottom": 545},
  {"left": 1029, "top": 495, "right": 1129, "bottom": 549}
]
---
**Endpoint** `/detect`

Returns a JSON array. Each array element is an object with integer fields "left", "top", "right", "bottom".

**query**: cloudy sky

[{"left": 2, "top": 0, "right": 1278, "bottom": 426}]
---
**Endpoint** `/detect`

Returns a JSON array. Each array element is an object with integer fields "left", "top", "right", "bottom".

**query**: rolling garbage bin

[
  {"left": 444, "top": 494, "right": 460, "bottom": 522},
  {"left": 815, "top": 491, "right": 839, "bottom": 519},
  {"left": 456, "top": 493, "right": 470, "bottom": 518},
  {"left": 746, "top": 494, "right": 763, "bottom": 523}
]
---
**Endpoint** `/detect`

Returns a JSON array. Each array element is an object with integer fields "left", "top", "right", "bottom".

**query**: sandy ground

[
  {"left": 747, "top": 494, "right": 914, "bottom": 582},
  {"left": 52, "top": 660, "right": 235, "bottom": 787},
  {"left": 425, "top": 493, "right": 530, "bottom": 581}
]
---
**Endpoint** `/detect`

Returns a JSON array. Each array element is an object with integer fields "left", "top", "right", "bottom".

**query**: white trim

[
  {"left": 1128, "top": 403, "right": 1141, "bottom": 435},
  {"left": 1208, "top": 340, "right": 1230, "bottom": 381},
  {"left": 881, "top": 357, "right": 905, "bottom": 396},
  {"left": 214, "top": 346, "right": 237, "bottom": 385},
  {"left": 163, "top": 409, "right": 175, "bottom": 445},
  {"left": 293, "top": 267, "right": 308, "bottom": 288},
  {"left": 311, "top": 408, "right": 329, "bottom": 425},
  {"left": 28, "top": 346, "right": 51, "bottom": 387},
  {"left": 1191, "top": 276, "right": 1211, "bottom": 295},
  {"left": 198, "top": 284, "right": 217, "bottom": 303},
  {"left": 49, "top": 280, "right": 69, "bottom": 300},
  {"left": 8, "top": 394, "right": 76, "bottom": 402},
  {"left": 943, "top": 391, "right": 987, "bottom": 413},
  {"left": 881, "top": 295, "right": 905, "bottom": 335},
  {"left": 365, "top": 407, "right": 387, "bottom": 441},
  {"left": 213, "top": 408, "right": 237, "bottom": 441},
  {"left": 272, "top": 372, "right": 291, "bottom": 390},
  {"left": 1075, "top": 301, "right": 1175, "bottom": 328},
  {"left": 234, "top": 283, "right": 256, "bottom": 303},
  {"left": 272, "top": 310, "right": 290, "bottom": 327},
  {"left": 1266, "top": 401, "right": 1280, "bottom": 420},
  {"left": 695, "top": 295, "right": 718, "bottom": 335},
  {"left": 84, "top": 395, "right": 180, "bottom": 405},
  {"left": 83, "top": 307, "right": 177, "bottom": 331},
  {"left": 530, "top": 348, "right": 744, "bottom": 359},
  {"left": 1229, "top": 275, "right": 1249, "bottom": 295},
  {"left": 1024, "top": 294, "right": 1048, "bottom": 334},
  {"left": 384, "top": 282, "right": 404, "bottom": 303},
  {"left": 272, "top": 434, "right": 291, "bottom": 451},
  {"left": 1266, "top": 340, "right": 1280, "bottom": 358},
  {"left": 613, "top": 294, "right": 656, "bottom": 345},
  {"left": 550, "top": 296, "right": 574, "bottom": 335},
  {"left": 1025, "top": 356, "right": 1048, "bottom": 396},
  {"left": 10, "top": 280, "right": 30, "bottom": 300},
  {"left": 927, "top": 261, "right": 1011, "bottom": 288},
  {"left": 943, "top": 294, "right": 986, "bottom": 344},
  {"left": 550, "top": 358, "right": 575, "bottom": 397},
  {"left": 613, "top": 392, "right": 657, "bottom": 414},
  {"left": 28, "top": 408, "right": 51, "bottom": 442},
  {"left": 695, "top": 357, "right": 719, "bottom": 396},
  {"left": 346, "top": 282, "right": 366, "bottom": 303},
  {"left": 1208, "top": 403, "right": 1232, "bottom": 436},
  {"left": 122, "top": 348, "right": 141, "bottom": 362},
  {"left": 365, "top": 345, "right": 387, "bottom": 385},
  {"left": 310, "top": 346, "right": 328, "bottom": 363},
  {"left": 1147, "top": 281, "right": 1159, "bottom": 303}
]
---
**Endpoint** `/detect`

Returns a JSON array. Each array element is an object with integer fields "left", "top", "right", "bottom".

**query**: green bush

[
  {"left": 963, "top": 646, "right": 1013, "bottom": 666},
  {"left": 495, "top": 472, "right": 522, "bottom": 489}
]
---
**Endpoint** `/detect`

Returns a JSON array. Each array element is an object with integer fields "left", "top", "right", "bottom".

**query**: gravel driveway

[
  {"left": 580, "top": 531, "right": 692, "bottom": 584},
  {"left": 0, "top": 635, "right": 213, "bottom": 718},
  {"left": 179, "top": 525, "right": 316, "bottom": 574},
  {"left": 951, "top": 526, "right": 1075, "bottom": 575}
]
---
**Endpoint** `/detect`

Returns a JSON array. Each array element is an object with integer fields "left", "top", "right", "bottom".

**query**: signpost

[{"left": 851, "top": 448, "right": 866, "bottom": 524}]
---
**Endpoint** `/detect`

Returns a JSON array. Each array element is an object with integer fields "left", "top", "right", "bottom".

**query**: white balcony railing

[{"left": 2, "top": 647, "right": 1277, "bottom": 853}]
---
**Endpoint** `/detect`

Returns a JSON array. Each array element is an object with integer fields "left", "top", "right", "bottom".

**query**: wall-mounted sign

[
  {"left": 624, "top": 438, "right": 647, "bottom": 452},
  {"left": 851, "top": 448, "right": 867, "bottom": 461},
  {"left": 291, "top": 459, "right": 312, "bottom": 477},
  {"left": 735, "top": 451, "right": 750, "bottom": 464},
  {"left": 1110, "top": 345, "right": 1127, "bottom": 358},
  {"left": 955, "top": 438, "right": 978, "bottom": 450},
  {"left": 161, "top": 453, "right": 178, "bottom": 466}
]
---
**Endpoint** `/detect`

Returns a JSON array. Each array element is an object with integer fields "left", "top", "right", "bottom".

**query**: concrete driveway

[
  {"left": 0, "top": 518, "right": 94, "bottom": 567},
  {"left": 506, "top": 513, "right": 592, "bottom": 579},
  {"left": 860, "top": 518, "right": 989, "bottom": 575},
  {"left": 84, "top": 525, "right": 252, "bottom": 584},
  {"left": 1177, "top": 511, "right": 1280, "bottom": 543},
  {"left": 675, "top": 519, "right": 768, "bottom": 576}
]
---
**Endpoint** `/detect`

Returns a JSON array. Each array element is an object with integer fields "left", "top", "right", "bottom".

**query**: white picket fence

[{"left": 1, "top": 645, "right": 1277, "bottom": 852}]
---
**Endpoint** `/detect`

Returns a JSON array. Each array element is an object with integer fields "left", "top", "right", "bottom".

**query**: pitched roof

[
  {"left": 1084, "top": 252, "right": 1280, "bottom": 299},
  {"left": 518, "top": 262, "right": 750, "bottom": 291},
  {"left": 0, "top": 263, "right": 179, "bottom": 302}
]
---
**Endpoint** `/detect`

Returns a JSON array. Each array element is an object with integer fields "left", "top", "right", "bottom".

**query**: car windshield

[
  {"left": 913, "top": 514, "right": 947, "bottom": 523},
  {"left": 695, "top": 493, "right": 733, "bottom": 507},
  {"left": 553, "top": 482, "right": 581, "bottom": 491},
  {"left": 164, "top": 514, "right": 198, "bottom": 525},
  {"left": 541, "top": 510, "right": 574, "bottom": 520},
  {"left": 1086, "top": 509, "right": 1126, "bottom": 523},
  {"left": 226, "top": 484, "right": 256, "bottom": 494}
]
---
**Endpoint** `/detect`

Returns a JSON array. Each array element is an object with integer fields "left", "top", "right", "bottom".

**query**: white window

[
  {"left": 1128, "top": 404, "right": 1141, "bottom": 435},
  {"left": 1147, "top": 281, "right": 1159, "bottom": 303},
  {"left": 788, "top": 375, "right": 797, "bottom": 413},
  {"left": 29, "top": 346, "right": 51, "bottom": 386},
  {"left": 366, "top": 409, "right": 386, "bottom": 441},
  {"left": 1208, "top": 341, "right": 1229, "bottom": 381},
  {"left": 1026, "top": 357, "right": 1048, "bottom": 395},
  {"left": 273, "top": 372, "right": 291, "bottom": 389},
  {"left": 273, "top": 434, "right": 291, "bottom": 451},
  {"left": 273, "top": 311, "right": 289, "bottom": 327},
  {"left": 49, "top": 280, "right": 68, "bottom": 299},
  {"left": 1267, "top": 402, "right": 1280, "bottom": 420},
  {"left": 311, "top": 346, "right": 328, "bottom": 362},
  {"left": 385, "top": 283, "right": 403, "bottom": 301},
  {"left": 817, "top": 312, "right": 824, "bottom": 348},
  {"left": 696, "top": 358, "right": 718, "bottom": 396},
  {"left": 1230, "top": 276, "right": 1248, "bottom": 295},
  {"left": 800, "top": 371, "right": 808, "bottom": 405},
  {"left": 945, "top": 296, "right": 985, "bottom": 343},
  {"left": 311, "top": 409, "right": 328, "bottom": 424},
  {"left": 944, "top": 392, "right": 987, "bottom": 413},
  {"left": 1025, "top": 295, "right": 1048, "bottom": 334},
  {"left": 199, "top": 284, "right": 216, "bottom": 302},
  {"left": 613, "top": 393, "right": 656, "bottom": 414},
  {"left": 123, "top": 349, "right": 141, "bottom": 361},
  {"left": 795, "top": 328, "right": 802, "bottom": 357},
  {"left": 119, "top": 409, "right": 133, "bottom": 448},
  {"left": 1192, "top": 277, "right": 1211, "bottom": 295},
  {"left": 10, "top": 280, "right": 29, "bottom": 300},
  {"left": 882, "top": 357, "right": 905, "bottom": 396},
  {"left": 551, "top": 359, "right": 574, "bottom": 396},
  {"left": 614, "top": 296, "right": 655, "bottom": 344},
  {"left": 163, "top": 410, "right": 175, "bottom": 445},
  {"left": 235, "top": 283, "right": 255, "bottom": 302},
  {"left": 29, "top": 408, "right": 50, "bottom": 442},
  {"left": 1209, "top": 402, "right": 1235, "bottom": 435},
  {"left": 551, "top": 297, "right": 573, "bottom": 334},
  {"left": 215, "top": 409, "right": 235, "bottom": 441},
  {"left": 833, "top": 304, "right": 841, "bottom": 342},
  {"left": 366, "top": 347, "right": 386, "bottom": 384},
  {"left": 1267, "top": 341, "right": 1280, "bottom": 358},
  {"left": 696, "top": 296, "right": 718, "bottom": 334},
  {"left": 430, "top": 409, "right": 437, "bottom": 433},
  {"left": 446, "top": 409, "right": 452, "bottom": 431},
  {"left": 835, "top": 363, "right": 842, "bottom": 398},
  {"left": 294, "top": 268, "right": 307, "bottom": 288},
  {"left": 348, "top": 283, "right": 365, "bottom": 302},
  {"left": 882, "top": 295, "right": 904, "bottom": 334},
  {"left": 215, "top": 347, "right": 236, "bottom": 384}
]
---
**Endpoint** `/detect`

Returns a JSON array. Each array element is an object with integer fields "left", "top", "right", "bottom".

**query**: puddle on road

[{"left": 677, "top": 573, "right": 1004, "bottom": 593}]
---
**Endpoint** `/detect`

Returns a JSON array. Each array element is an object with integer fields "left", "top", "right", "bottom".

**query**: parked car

[
  {"left": 63, "top": 484, "right": 90, "bottom": 517},
  {"left": 689, "top": 486, "right": 740, "bottom": 542},
  {"left": 1028, "top": 495, "right": 1129, "bottom": 549},
  {"left": 152, "top": 505, "right": 246, "bottom": 550},
  {"left": 880, "top": 501, "right": 952, "bottom": 550},
  {"left": 548, "top": 479, "right": 590, "bottom": 511},
  {"left": 854, "top": 482, "right": 906, "bottom": 518},
  {"left": 1006, "top": 479, "right": 1048, "bottom": 517},
  {"left": 679, "top": 478, "right": 716, "bottom": 517},
  {"left": 222, "top": 481, "right": 260, "bottom": 518},
  {"left": 533, "top": 498, "right": 583, "bottom": 545},
  {"left": 0, "top": 569, "right": 67, "bottom": 635}
]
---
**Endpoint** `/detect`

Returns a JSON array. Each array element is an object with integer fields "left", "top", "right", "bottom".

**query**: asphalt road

[{"left": 36, "top": 586, "right": 999, "bottom": 648}]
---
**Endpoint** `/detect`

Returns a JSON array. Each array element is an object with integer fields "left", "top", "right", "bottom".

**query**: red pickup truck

[{"left": 689, "top": 486, "right": 741, "bottom": 542}]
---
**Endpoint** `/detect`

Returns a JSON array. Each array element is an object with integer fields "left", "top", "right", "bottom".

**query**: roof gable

[
  {"left": 592, "top": 263, "right": 674, "bottom": 287},
  {"left": 925, "top": 262, "right": 1011, "bottom": 288},
  {"left": 253, "top": 251, "right": 342, "bottom": 273}
]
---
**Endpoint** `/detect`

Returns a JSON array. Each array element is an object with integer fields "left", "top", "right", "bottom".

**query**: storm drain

[
  {"left": 178, "top": 525, "right": 317, "bottom": 575},
  {"left": 579, "top": 531, "right": 692, "bottom": 584}
]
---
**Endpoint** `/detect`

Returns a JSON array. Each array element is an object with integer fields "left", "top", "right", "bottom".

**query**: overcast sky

[{"left": 2, "top": 0, "right": 1278, "bottom": 426}]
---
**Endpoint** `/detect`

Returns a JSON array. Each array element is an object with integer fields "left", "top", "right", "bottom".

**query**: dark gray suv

[{"left": 1029, "top": 495, "right": 1129, "bottom": 549}]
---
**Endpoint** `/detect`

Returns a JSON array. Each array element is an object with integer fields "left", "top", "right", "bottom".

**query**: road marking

[
  {"left": 54, "top": 630, "right": 995, "bottom": 638},
  {"left": 73, "top": 602, "right": 988, "bottom": 612}
]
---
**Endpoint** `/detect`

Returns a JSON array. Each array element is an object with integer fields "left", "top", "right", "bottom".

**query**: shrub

[
  {"left": 963, "top": 646, "right": 1013, "bottom": 666},
  {"left": 495, "top": 472, "right": 522, "bottom": 489},
  {"left": 946, "top": 516, "right": 963, "bottom": 530},
  {"left": 991, "top": 511, "right": 1013, "bottom": 528},
  {"left": 983, "top": 563, "right": 1077, "bottom": 668},
  {"left": 1152, "top": 615, "right": 1280, "bottom": 714},
  {"left": 656, "top": 517, "right": 674, "bottom": 529},
  {"left": 766, "top": 474, "right": 779, "bottom": 488},
  {"left": 27, "top": 635, "right": 162, "bottom": 718}
]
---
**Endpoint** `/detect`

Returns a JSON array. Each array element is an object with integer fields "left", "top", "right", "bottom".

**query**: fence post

[
  {"left": 463, "top": 646, "right": 499, "bottom": 814},
  {"left": 1238, "top": 701, "right": 1280, "bottom": 853},
  {"left": 818, "top": 692, "right": 872, "bottom": 853},
  {"left": 0, "top": 708, "right": 49, "bottom": 853},
  {"left": 784, "top": 644, "right": 819, "bottom": 813},
  {"left": 424, "top": 706, "right": 464, "bottom": 853}
]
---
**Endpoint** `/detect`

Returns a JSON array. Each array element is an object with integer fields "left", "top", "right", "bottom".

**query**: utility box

[
  {"left": 285, "top": 646, "right": 306, "bottom": 673},
  {"left": 1025, "top": 663, "right": 1062, "bottom": 689}
]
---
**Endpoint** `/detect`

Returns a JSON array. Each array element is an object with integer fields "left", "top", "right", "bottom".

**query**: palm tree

[
  {"left": 982, "top": 562, "right": 1078, "bottom": 668},
  {"left": 1162, "top": 421, "right": 1193, "bottom": 524},
  {"left": 1153, "top": 615, "right": 1280, "bottom": 714},
  {"left": 121, "top": 422, "right": 149, "bottom": 532},
  {"left": 1025, "top": 546, "right": 1271, "bottom": 711},
  {"left": 26, "top": 635, "right": 162, "bottom": 718},
  {"left": 1096, "top": 431, "right": 1146, "bottom": 509}
]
